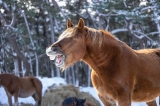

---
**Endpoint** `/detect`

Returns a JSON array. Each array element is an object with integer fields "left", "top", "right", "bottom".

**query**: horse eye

[{"left": 85, "top": 29, "right": 88, "bottom": 32}]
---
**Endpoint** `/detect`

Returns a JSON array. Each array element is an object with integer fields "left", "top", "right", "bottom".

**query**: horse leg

[
  {"left": 32, "top": 93, "right": 42, "bottom": 106},
  {"left": 32, "top": 78, "right": 42, "bottom": 106},
  {"left": 37, "top": 92, "right": 42, "bottom": 106},
  {"left": 116, "top": 90, "right": 131, "bottom": 106},
  {"left": 32, "top": 93, "right": 36, "bottom": 99},
  {"left": 146, "top": 99, "right": 157, "bottom": 106},
  {"left": 5, "top": 91, "right": 12, "bottom": 106},
  {"left": 13, "top": 92, "right": 19, "bottom": 106},
  {"left": 98, "top": 94, "right": 116, "bottom": 106},
  {"left": 159, "top": 96, "right": 160, "bottom": 106},
  {"left": 7, "top": 95, "right": 12, "bottom": 106},
  {"left": 7, "top": 96, "right": 12, "bottom": 106}
]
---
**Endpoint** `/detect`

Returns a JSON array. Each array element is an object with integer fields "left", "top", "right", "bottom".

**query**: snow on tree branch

[{"left": 111, "top": 28, "right": 128, "bottom": 34}]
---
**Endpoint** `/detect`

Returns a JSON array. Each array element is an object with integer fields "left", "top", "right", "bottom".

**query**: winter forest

[{"left": 0, "top": 0, "right": 160, "bottom": 87}]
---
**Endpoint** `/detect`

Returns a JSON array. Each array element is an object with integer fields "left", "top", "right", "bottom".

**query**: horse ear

[
  {"left": 74, "top": 99, "right": 78, "bottom": 105},
  {"left": 77, "top": 18, "right": 85, "bottom": 31},
  {"left": 82, "top": 98, "right": 86, "bottom": 104},
  {"left": 74, "top": 101, "right": 77, "bottom": 105},
  {"left": 67, "top": 19, "right": 74, "bottom": 28}
]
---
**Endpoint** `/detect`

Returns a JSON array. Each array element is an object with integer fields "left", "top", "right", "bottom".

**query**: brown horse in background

[
  {"left": 46, "top": 18, "right": 160, "bottom": 106},
  {"left": 62, "top": 97, "right": 95, "bottom": 106},
  {"left": 0, "top": 73, "right": 42, "bottom": 106}
]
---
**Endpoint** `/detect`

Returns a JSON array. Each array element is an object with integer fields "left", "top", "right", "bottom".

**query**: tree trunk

[{"left": 6, "top": 35, "right": 30, "bottom": 76}]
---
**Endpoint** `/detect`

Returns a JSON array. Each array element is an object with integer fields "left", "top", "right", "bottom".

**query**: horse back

[
  {"left": 136, "top": 48, "right": 160, "bottom": 56},
  {"left": 128, "top": 49, "right": 160, "bottom": 101},
  {"left": 19, "top": 76, "right": 42, "bottom": 91},
  {"left": 135, "top": 49, "right": 160, "bottom": 72}
]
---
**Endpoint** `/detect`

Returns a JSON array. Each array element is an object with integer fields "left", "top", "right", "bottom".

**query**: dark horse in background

[
  {"left": 62, "top": 97, "right": 95, "bottom": 106},
  {"left": 46, "top": 18, "right": 160, "bottom": 106},
  {"left": 0, "top": 73, "right": 42, "bottom": 106}
]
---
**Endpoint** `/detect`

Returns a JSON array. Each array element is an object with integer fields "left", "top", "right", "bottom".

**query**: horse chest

[
  {"left": 6, "top": 89, "right": 15, "bottom": 96},
  {"left": 91, "top": 71, "right": 116, "bottom": 100}
]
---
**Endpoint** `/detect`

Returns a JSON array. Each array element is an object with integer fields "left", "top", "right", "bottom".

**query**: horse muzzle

[{"left": 46, "top": 46, "right": 66, "bottom": 68}]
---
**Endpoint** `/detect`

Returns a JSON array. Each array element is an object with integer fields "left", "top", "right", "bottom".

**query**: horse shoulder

[{"left": 3, "top": 75, "right": 20, "bottom": 95}]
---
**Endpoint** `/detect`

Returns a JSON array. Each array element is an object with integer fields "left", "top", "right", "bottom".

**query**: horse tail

[{"left": 31, "top": 77, "right": 42, "bottom": 106}]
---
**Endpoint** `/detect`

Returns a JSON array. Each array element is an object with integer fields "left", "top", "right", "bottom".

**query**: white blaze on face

[
  {"left": 46, "top": 47, "right": 52, "bottom": 56},
  {"left": 46, "top": 30, "right": 73, "bottom": 61},
  {"left": 53, "top": 30, "right": 73, "bottom": 45},
  {"left": 46, "top": 47, "right": 56, "bottom": 60}
]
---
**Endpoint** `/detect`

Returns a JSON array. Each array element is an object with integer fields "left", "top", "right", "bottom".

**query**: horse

[
  {"left": 46, "top": 18, "right": 160, "bottom": 106},
  {"left": 62, "top": 97, "right": 95, "bottom": 106},
  {"left": 0, "top": 73, "right": 42, "bottom": 106}
]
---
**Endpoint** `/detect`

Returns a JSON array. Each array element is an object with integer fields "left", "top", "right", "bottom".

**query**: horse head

[
  {"left": 0, "top": 78, "right": 1, "bottom": 86},
  {"left": 62, "top": 97, "right": 86, "bottom": 106},
  {"left": 46, "top": 18, "right": 87, "bottom": 69},
  {"left": 0, "top": 74, "right": 4, "bottom": 86}
]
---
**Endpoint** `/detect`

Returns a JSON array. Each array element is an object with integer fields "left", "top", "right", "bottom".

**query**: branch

[
  {"left": 132, "top": 33, "right": 145, "bottom": 40},
  {"left": 77, "top": 12, "right": 89, "bottom": 19},
  {"left": 10, "top": 12, "right": 16, "bottom": 26},
  {"left": 1, "top": 11, "right": 17, "bottom": 31},
  {"left": 147, "top": 32, "right": 160, "bottom": 35},
  {"left": 123, "top": 0, "right": 127, "bottom": 7},
  {"left": 141, "top": 6, "right": 156, "bottom": 12},
  {"left": 85, "top": 8, "right": 97, "bottom": 28},
  {"left": 21, "top": 10, "right": 35, "bottom": 47},
  {"left": 95, "top": 10, "right": 120, "bottom": 17},
  {"left": 105, "top": 18, "right": 110, "bottom": 31},
  {"left": 4, "top": 25, "right": 17, "bottom": 31},
  {"left": 91, "top": 0, "right": 100, "bottom": 3},
  {"left": 51, "top": 0, "right": 67, "bottom": 18},
  {"left": 54, "top": 17, "right": 60, "bottom": 30},
  {"left": 3, "top": 2, "right": 10, "bottom": 12},
  {"left": 111, "top": 28, "right": 128, "bottom": 34},
  {"left": 133, "top": 31, "right": 154, "bottom": 41},
  {"left": 0, "top": 42, "right": 16, "bottom": 58}
]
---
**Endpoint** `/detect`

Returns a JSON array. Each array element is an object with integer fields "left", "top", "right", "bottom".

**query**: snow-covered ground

[{"left": 0, "top": 77, "right": 159, "bottom": 106}]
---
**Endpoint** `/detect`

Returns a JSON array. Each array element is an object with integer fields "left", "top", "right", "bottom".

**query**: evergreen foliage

[{"left": 0, "top": 0, "right": 160, "bottom": 86}]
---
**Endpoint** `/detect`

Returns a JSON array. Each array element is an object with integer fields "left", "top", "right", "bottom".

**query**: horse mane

[{"left": 85, "top": 26, "right": 116, "bottom": 47}]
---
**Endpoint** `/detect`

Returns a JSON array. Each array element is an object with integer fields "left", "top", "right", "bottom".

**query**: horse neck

[
  {"left": 84, "top": 34, "right": 122, "bottom": 65},
  {"left": 0, "top": 74, "right": 8, "bottom": 87},
  {"left": 0, "top": 74, "right": 16, "bottom": 87}
]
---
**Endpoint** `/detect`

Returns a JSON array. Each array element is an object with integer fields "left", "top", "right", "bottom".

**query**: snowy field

[{"left": 0, "top": 77, "right": 159, "bottom": 106}]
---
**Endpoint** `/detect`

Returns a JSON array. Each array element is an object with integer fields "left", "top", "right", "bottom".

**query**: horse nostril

[{"left": 51, "top": 46, "right": 59, "bottom": 51}]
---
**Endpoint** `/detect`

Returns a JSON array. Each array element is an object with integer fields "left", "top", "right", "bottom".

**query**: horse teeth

[{"left": 49, "top": 56, "right": 55, "bottom": 60}]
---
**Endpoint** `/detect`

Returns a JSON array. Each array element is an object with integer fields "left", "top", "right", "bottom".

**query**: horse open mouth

[{"left": 49, "top": 54, "right": 65, "bottom": 67}]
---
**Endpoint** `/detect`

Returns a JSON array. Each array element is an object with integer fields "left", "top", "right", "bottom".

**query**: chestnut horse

[
  {"left": 0, "top": 73, "right": 42, "bottom": 106},
  {"left": 62, "top": 97, "right": 95, "bottom": 106},
  {"left": 46, "top": 18, "right": 160, "bottom": 106}
]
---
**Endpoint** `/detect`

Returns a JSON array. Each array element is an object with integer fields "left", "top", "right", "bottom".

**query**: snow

[{"left": 0, "top": 77, "right": 159, "bottom": 106}]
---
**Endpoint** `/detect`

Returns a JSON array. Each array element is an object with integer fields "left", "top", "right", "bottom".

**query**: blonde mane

[{"left": 85, "top": 26, "right": 116, "bottom": 47}]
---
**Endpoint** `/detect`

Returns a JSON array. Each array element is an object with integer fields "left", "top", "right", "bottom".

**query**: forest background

[{"left": 0, "top": 0, "right": 160, "bottom": 87}]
